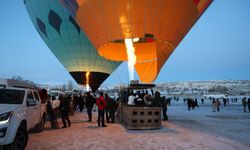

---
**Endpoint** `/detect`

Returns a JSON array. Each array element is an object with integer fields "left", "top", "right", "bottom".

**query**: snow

[{"left": 26, "top": 100, "right": 250, "bottom": 150}]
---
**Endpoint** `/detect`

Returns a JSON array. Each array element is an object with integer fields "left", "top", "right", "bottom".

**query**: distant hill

[
  {"left": 101, "top": 80, "right": 250, "bottom": 96},
  {"left": 156, "top": 80, "right": 250, "bottom": 95}
]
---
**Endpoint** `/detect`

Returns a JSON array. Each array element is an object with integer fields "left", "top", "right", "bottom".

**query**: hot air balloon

[
  {"left": 60, "top": 0, "right": 213, "bottom": 83},
  {"left": 24, "top": 0, "right": 121, "bottom": 92}
]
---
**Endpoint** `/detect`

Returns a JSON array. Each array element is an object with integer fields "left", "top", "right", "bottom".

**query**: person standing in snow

[
  {"left": 187, "top": 98, "right": 192, "bottom": 111},
  {"left": 194, "top": 98, "right": 199, "bottom": 108},
  {"left": 40, "top": 89, "right": 59, "bottom": 129},
  {"left": 223, "top": 98, "right": 227, "bottom": 107},
  {"left": 106, "top": 94, "right": 117, "bottom": 123},
  {"left": 96, "top": 92, "right": 107, "bottom": 127},
  {"left": 60, "top": 95, "right": 71, "bottom": 128},
  {"left": 242, "top": 97, "right": 247, "bottom": 112},
  {"left": 161, "top": 96, "right": 168, "bottom": 121},
  {"left": 78, "top": 93, "right": 84, "bottom": 112},
  {"left": 85, "top": 92, "right": 96, "bottom": 122},
  {"left": 247, "top": 98, "right": 250, "bottom": 113},
  {"left": 216, "top": 99, "right": 221, "bottom": 111},
  {"left": 72, "top": 94, "right": 78, "bottom": 111},
  {"left": 104, "top": 93, "right": 112, "bottom": 123},
  {"left": 201, "top": 98, "right": 204, "bottom": 104},
  {"left": 151, "top": 91, "right": 162, "bottom": 107},
  {"left": 212, "top": 99, "right": 216, "bottom": 112}
]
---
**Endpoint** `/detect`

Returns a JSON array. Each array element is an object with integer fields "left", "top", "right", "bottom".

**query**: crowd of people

[
  {"left": 39, "top": 89, "right": 119, "bottom": 129},
  {"left": 127, "top": 90, "right": 169, "bottom": 121},
  {"left": 39, "top": 88, "right": 250, "bottom": 130},
  {"left": 182, "top": 96, "right": 250, "bottom": 113},
  {"left": 183, "top": 98, "right": 199, "bottom": 110}
]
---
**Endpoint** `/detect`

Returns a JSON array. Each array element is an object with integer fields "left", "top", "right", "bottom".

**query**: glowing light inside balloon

[
  {"left": 86, "top": 71, "right": 90, "bottom": 91},
  {"left": 132, "top": 37, "right": 139, "bottom": 43},
  {"left": 125, "top": 38, "right": 136, "bottom": 81}
]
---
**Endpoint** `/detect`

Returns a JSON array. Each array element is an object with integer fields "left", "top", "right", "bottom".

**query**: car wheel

[{"left": 7, "top": 126, "right": 28, "bottom": 150}]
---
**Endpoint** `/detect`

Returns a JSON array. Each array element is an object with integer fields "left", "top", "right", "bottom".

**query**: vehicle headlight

[{"left": 0, "top": 111, "right": 13, "bottom": 125}]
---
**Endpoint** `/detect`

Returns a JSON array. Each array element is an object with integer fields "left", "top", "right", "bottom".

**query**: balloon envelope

[
  {"left": 60, "top": 0, "right": 213, "bottom": 83},
  {"left": 24, "top": 0, "right": 121, "bottom": 92}
]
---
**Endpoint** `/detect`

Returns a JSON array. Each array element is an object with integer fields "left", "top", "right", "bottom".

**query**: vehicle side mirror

[{"left": 27, "top": 99, "right": 37, "bottom": 106}]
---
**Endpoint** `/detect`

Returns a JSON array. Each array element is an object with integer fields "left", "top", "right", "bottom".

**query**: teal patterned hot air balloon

[{"left": 24, "top": 0, "right": 121, "bottom": 92}]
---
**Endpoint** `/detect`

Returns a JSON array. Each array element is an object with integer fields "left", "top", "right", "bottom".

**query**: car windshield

[{"left": 0, "top": 89, "right": 25, "bottom": 104}]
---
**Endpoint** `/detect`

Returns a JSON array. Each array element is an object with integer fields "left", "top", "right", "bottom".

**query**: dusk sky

[{"left": 0, "top": 0, "right": 250, "bottom": 87}]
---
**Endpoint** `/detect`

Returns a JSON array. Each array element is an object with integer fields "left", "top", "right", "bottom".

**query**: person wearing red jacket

[{"left": 96, "top": 92, "right": 107, "bottom": 127}]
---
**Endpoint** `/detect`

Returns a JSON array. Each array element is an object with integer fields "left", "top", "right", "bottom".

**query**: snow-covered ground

[{"left": 26, "top": 100, "right": 250, "bottom": 150}]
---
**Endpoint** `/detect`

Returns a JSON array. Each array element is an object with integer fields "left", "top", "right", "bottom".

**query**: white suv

[{"left": 0, "top": 79, "right": 46, "bottom": 149}]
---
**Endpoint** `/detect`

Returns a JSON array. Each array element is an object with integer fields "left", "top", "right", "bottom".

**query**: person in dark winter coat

[
  {"left": 105, "top": 93, "right": 117, "bottom": 123},
  {"left": 223, "top": 98, "right": 227, "bottom": 107},
  {"left": 191, "top": 99, "right": 195, "bottom": 110},
  {"left": 242, "top": 97, "right": 247, "bottom": 112},
  {"left": 96, "top": 92, "right": 107, "bottom": 127},
  {"left": 85, "top": 92, "right": 96, "bottom": 122},
  {"left": 60, "top": 95, "right": 71, "bottom": 128},
  {"left": 104, "top": 93, "right": 113, "bottom": 123},
  {"left": 194, "top": 98, "right": 199, "bottom": 108},
  {"left": 187, "top": 98, "right": 192, "bottom": 110},
  {"left": 216, "top": 99, "right": 220, "bottom": 111},
  {"left": 104, "top": 93, "right": 112, "bottom": 123},
  {"left": 39, "top": 89, "right": 48, "bottom": 104},
  {"left": 247, "top": 98, "right": 250, "bottom": 113},
  {"left": 109, "top": 99, "right": 117, "bottom": 123},
  {"left": 161, "top": 96, "right": 168, "bottom": 120},
  {"left": 73, "top": 95, "right": 78, "bottom": 111},
  {"left": 212, "top": 99, "right": 216, "bottom": 112},
  {"left": 201, "top": 98, "right": 204, "bottom": 104},
  {"left": 78, "top": 93, "right": 84, "bottom": 112},
  {"left": 135, "top": 97, "right": 145, "bottom": 106},
  {"left": 151, "top": 91, "right": 161, "bottom": 107}
]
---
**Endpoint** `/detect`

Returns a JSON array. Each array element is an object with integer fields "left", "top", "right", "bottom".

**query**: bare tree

[
  {"left": 11, "top": 75, "right": 35, "bottom": 86},
  {"left": 67, "top": 80, "right": 73, "bottom": 91},
  {"left": 12, "top": 75, "right": 23, "bottom": 81},
  {"left": 208, "top": 85, "right": 228, "bottom": 93},
  {"left": 62, "top": 84, "right": 67, "bottom": 91}
]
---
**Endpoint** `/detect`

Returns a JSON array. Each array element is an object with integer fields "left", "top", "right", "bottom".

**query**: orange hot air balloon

[{"left": 60, "top": 0, "right": 213, "bottom": 83}]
